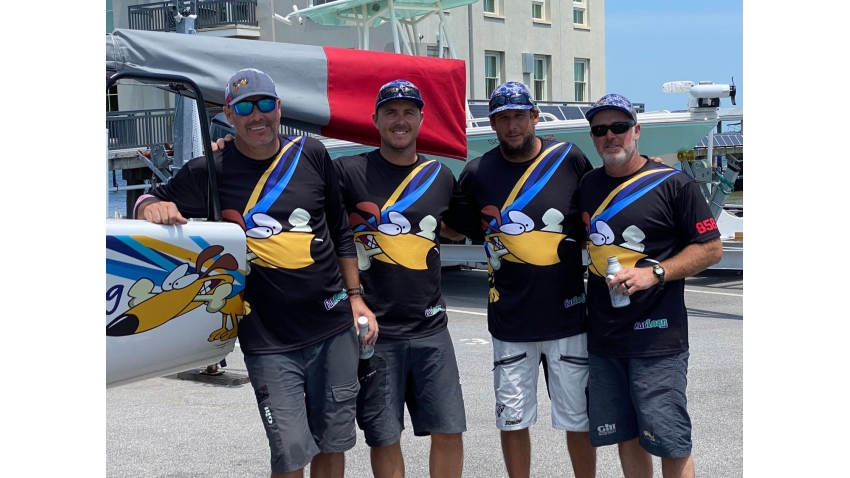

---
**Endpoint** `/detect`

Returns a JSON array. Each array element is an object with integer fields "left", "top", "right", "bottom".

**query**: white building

[{"left": 108, "top": 0, "right": 605, "bottom": 111}]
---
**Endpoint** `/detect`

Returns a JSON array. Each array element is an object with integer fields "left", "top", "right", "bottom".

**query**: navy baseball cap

[
  {"left": 375, "top": 80, "right": 424, "bottom": 111},
  {"left": 488, "top": 82, "right": 537, "bottom": 117},
  {"left": 585, "top": 94, "right": 637, "bottom": 123},
  {"left": 224, "top": 68, "right": 279, "bottom": 106}
]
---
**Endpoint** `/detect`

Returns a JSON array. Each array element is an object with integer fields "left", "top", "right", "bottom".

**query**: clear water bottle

[
  {"left": 606, "top": 256, "right": 630, "bottom": 308},
  {"left": 357, "top": 316, "right": 374, "bottom": 359}
]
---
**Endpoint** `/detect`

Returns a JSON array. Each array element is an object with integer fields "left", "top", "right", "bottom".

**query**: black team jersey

[
  {"left": 334, "top": 150, "right": 471, "bottom": 339},
  {"left": 578, "top": 159, "right": 721, "bottom": 358},
  {"left": 458, "top": 139, "right": 593, "bottom": 342},
  {"left": 148, "top": 135, "right": 356, "bottom": 354}
]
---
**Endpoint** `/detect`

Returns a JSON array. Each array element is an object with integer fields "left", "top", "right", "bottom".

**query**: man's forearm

[
  {"left": 337, "top": 257, "right": 361, "bottom": 290},
  {"left": 660, "top": 238, "right": 723, "bottom": 282}
]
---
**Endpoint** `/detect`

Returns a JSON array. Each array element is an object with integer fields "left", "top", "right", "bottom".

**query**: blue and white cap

[
  {"left": 585, "top": 94, "right": 637, "bottom": 123},
  {"left": 488, "top": 82, "right": 537, "bottom": 117},
  {"left": 375, "top": 79, "right": 425, "bottom": 111}
]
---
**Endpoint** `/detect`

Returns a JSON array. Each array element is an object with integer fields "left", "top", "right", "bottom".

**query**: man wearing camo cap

[{"left": 458, "top": 81, "right": 597, "bottom": 478}]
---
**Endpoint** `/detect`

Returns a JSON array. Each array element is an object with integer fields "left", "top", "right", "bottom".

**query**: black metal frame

[{"left": 107, "top": 71, "right": 222, "bottom": 222}]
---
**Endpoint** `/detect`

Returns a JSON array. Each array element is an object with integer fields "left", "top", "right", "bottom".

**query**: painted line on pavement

[
  {"left": 685, "top": 288, "right": 742, "bottom": 297},
  {"left": 447, "top": 308, "right": 487, "bottom": 316}
]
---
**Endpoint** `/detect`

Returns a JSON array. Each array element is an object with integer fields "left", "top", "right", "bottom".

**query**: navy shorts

[
  {"left": 244, "top": 326, "right": 360, "bottom": 473},
  {"left": 356, "top": 327, "right": 467, "bottom": 447},
  {"left": 588, "top": 350, "right": 692, "bottom": 458}
]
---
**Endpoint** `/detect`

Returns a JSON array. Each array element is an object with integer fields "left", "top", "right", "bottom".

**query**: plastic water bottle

[
  {"left": 606, "top": 256, "right": 630, "bottom": 308},
  {"left": 357, "top": 316, "right": 374, "bottom": 359}
]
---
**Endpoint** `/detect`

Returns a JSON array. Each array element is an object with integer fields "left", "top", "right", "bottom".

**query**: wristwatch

[
  {"left": 347, "top": 286, "right": 365, "bottom": 298},
  {"left": 652, "top": 264, "right": 665, "bottom": 289}
]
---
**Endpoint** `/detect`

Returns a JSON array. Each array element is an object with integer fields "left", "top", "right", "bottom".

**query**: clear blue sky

[{"left": 604, "top": 0, "right": 743, "bottom": 112}]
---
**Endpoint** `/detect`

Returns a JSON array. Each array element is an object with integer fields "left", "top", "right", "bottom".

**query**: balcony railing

[
  {"left": 106, "top": 108, "right": 313, "bottom": 151},
  {"left": 128, "top": 0, "right": 258, "bottom": 32}
]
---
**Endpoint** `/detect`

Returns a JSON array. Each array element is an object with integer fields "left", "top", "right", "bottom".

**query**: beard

[
  {"left": 499, "top": 132, "right": 537, "bottom": 160},
  {"left": 600, "top": 137, "right": 637, "bottom": 168}
]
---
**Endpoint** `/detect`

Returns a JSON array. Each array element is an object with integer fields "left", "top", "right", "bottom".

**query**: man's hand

[
  {"left": 440, "top": 221, "right": 466, "bottom": 241},
  {"left": 650, "top": 156, "right": 663, "bottom": 164},
  {"left": 140, "top": 200, "right": 187, "bottom": 225},
  {"left": 210, "top": 134, "right": 235, "bottom": 153},
  {"left": 351, "top": 297, "right": 378, "bottom": 345},
  {"left": 607, "top": 267, "right": 658, "bottom": 297}
]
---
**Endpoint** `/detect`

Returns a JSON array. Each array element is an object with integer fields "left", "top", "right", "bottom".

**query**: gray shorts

[
  {"left": 588, "top": 350, "right": 692, "bottom": 458},
  {"left": 356, "top": 327, "right": 467, "bottom": 447},
  {"left": 492, "top": 334, "right": 589, "bottom": 432},
  {"left": 244, "top": 326, "right": 360, "bottom": 473}
]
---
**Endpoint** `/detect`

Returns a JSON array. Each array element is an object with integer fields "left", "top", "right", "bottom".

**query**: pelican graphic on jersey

[
  {"left": 224, "top": 136, "right": 317, "bottom": 270},
  {"left": 349, "top": 160, "right": 441, "bottom": 271},
  {"left": 582, "top": 168, "right": 681, "bottom": 276},
  {"left": 481, "top": 142, "right": 577, "bottom": 302}
]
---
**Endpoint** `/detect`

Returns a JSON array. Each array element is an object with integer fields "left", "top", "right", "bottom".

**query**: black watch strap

[{"left": 347, "top": 286, "right": 364, "bottom": 298}]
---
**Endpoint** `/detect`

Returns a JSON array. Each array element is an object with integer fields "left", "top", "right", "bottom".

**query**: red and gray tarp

[{"left": 106, "top": 29, "right": 467, "bottom": 160}]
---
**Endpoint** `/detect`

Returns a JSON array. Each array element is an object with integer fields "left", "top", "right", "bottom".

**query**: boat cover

[{"left": 106, "top": 29, "right": 467, "bottom": 160}]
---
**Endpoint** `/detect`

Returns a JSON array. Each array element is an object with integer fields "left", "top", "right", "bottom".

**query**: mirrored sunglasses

[{"left": 232, "top": 98, "right": 277, "bottom": 116}]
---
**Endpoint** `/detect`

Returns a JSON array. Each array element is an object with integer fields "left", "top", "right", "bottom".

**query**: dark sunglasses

[
  {"left": 489, "top": 94, "right": 534, "bottom": 112},
  {"left": 378, "top": 85, "right": 421, "bottom": 101},
  {"left": 231, "top": 97, "right": 277, "bottom": 116},
  {"left": 590, "top": 121, "right": 635, "bottom": 137}
]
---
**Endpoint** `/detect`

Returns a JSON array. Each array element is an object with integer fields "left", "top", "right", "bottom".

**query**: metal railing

[
  {"left": 107, "top": 108, "right": 313, "bottom": 150},
  {"left": 128, "top": 0, "right": 258, "bottom": 32},
  {"left": 107, "top": 109, "right": 175, "bottom": 150}
]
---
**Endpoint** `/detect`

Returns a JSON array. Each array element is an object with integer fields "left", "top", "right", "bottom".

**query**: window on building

[
  {"left": 484, "top": 0, "right": 502, "bottom": 16},
  {"left": 532, "top": 1, "right": 551, "bottom": 21},
  {"left": 106, "top": 84, "right": 119, "bottom": 112},
  {"left": 484, "top": 52, "right": 502, "bottom": 98},
  {"left": 574, "top": 59, "right": 589, "bottom": 102},
  {"left": 106, "top": 0, "right": 114, "bottom": 33},
  {"left": 533, "top": 56, "right": 548, "bottom": 101},
  {"left": 427, "top": 45, "right": 450, "bottom": 58},
  {"left": 573, "top": 0, "right": 588, "bottom": 28}
]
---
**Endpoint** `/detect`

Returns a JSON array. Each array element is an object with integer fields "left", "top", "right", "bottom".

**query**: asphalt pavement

[{"left": 106, "top": 268, "right": 743, "bottom": 478}]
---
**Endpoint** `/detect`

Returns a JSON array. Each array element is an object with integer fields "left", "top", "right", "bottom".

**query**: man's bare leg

[
  {"left": 566, "top": 431, "right": 596, "bottom": 478},
  {"left": 501, "top": 429, "right": 531, "bottom": 478},
  {"left": 310, "top": 452, "right": 345, "bottom": 478},
  {"left": 618, "top": 438, "right": 653, "bottom": 478},
  {"left": 271, "top": 469, "right": 303, "bottom": 478},
  {"left": 430, "top": 432, "right": 463, "bottom": 478},
  {"left": 370, "top": 441, "right": 405, "bottom": 478},
  {"left": 661, "top": 455, "right": 694, "bottom": 478}
]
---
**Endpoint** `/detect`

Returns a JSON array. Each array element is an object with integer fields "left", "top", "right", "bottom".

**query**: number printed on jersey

[{"left": 695, "top": 218, "right": 717, "bottom": 234}]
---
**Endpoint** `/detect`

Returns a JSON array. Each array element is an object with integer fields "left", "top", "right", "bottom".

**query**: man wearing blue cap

[
  {"left": 579, "top": 94, "right": 722, "bottom": 478},
  {"left": 333, "top": 79, "right": 470, "bottom": 478},
  {"left": 136, "top": 68, "right": 374, "bottom": 478},
  {"left": 458, "top": 81, "right": 597, "bottom": 478}
]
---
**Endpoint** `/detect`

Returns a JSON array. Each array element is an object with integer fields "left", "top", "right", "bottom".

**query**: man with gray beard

[
  {"left": 458, "top": 81, "right": 596, "bottom": 478},
  {"left": 578, "top": 94, "right": 722, "bottom": 478}
]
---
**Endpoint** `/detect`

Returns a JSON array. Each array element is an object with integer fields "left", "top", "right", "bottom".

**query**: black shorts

[
  {"left": 587, "top": 350, "right": 692, "bottom": 458},
  {"left": 244, "top": 326, "right": 360, "bottom": 473},
  {"left": 356, "top": 327, "right": 467, "bottom": 447}
]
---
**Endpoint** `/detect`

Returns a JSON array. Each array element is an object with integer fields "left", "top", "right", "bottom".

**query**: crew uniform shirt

[
  {"left": 578, "top": 159, "right": 721, "bottom": 358},
  {"left": 147, "top": 135, "right": 357, "bottom": 354},
  {"left": 458, "top": 139, "right": 593, "bottom": 342},
  {"left": 334, "top": 150, "right": 471, "bottom": 339}
]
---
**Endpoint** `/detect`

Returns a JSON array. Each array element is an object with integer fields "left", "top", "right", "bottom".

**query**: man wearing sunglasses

[
  {"left": 578, "top": 93, "right": 722, "bottom": 478},
  {"left": 458, "top": 81, "right": 597, "bottom": 478},
  {"left": 135, "top": 68, "right": 373, "bottom": 478},
  {"left": 332, "top": 79, "right": 470, "bottom": 478}
]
